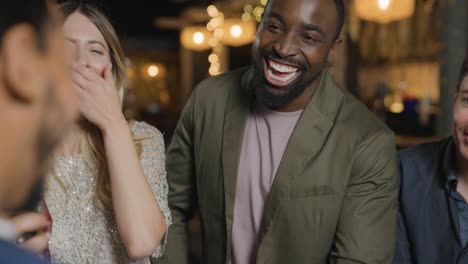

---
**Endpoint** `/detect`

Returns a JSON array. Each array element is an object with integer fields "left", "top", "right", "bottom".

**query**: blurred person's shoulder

[{"left": 0, "top": 240, "right": 45, "bottom": 264}]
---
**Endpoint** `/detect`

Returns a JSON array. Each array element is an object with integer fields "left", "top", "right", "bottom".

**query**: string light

[
  {"left": 378, "top": 0, "right": 391, "bottom": 10},
  {"left": 193, "top": 32, "right": 205, "bottom": 44},
  {"left": 204, "top": 0, "right": 268, "bottom": 76},
  {"left": 355, "top": 0, "right": 415, "bottom": 24},
  {"left": 147, "top": 65, "right": 159, "bottom": 77},
  {"left": 207, "top": 5, "right": 219, "bottom": 17}
]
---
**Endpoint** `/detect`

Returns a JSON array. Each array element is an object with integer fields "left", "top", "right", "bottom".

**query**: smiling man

[
  {"left": 162, "top": 0, "right": 398, "bottom": 263},
  {"left": 394, "top": 57, "right": 468, "bottom": 263}
]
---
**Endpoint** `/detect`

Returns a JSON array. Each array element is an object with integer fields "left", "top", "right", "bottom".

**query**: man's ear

[
  {"left": 1, "top": 23, "right": 44, "bottom": 103},
  {"left": 327, "top": 37, "right": 343, "bottom": 64}
]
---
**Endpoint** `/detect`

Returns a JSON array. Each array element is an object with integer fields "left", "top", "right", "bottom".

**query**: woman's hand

[
  {"left": 11, "top": 212, "right": 50, "bottom": 253},
  {"left": 73, "top": 64, "right": 125, "bottom": 131}
]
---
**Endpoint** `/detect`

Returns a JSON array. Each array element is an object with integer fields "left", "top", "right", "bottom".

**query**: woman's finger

[
  {"left": 75, "top": 84, "right": 90, "bottom": 102},
  {"left": 103, "top": 63, "right": 114, "bottom": 85},
  {"left": 72, "top": 71, "right": 93, "bottom": 91},
  {"left": 75, "top": 65, "right": 102, "bottom": 83}
]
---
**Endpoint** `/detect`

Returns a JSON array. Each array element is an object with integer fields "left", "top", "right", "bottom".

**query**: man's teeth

[
  {"left": 268, "top": 60, "right": 299, "bottom": 73},
  {"left": 267, "top": 67, "right": 298, "bottom": 82}
]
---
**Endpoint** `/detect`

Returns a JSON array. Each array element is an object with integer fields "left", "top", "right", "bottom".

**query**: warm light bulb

[
  {"left": 253, "top": 6, "right": 265, "bottom": 18},
  {"left": 209, "top": 66, "right": 219, "bottom": 76},
  {"left": 214, "top": 28, "right": 224, "bottom": 39},
  {"left": 147, "top": 65, "right": 159, "bottom": 77},
  {"left": 390, "top": 101, "right": 404, "bottom": 113},
  {"left": 207, "top": 5, "right": 219, "bottom": 17},
  {"left": 230, "top": 25, "right": 242, "bottom": 38},
  {"left": 378, "top": 0, "right": 391, "bottom": 10},
  {"left": 208, "top": 37, "right": 218, "bottom": 47},
  {"left": 242, "top": 13, "right": 252, "bottom": 22},
  {"left": 208, "top": 54, "right": 219, "bottom": 64},
  {"left": 193, "top": 32, "right": 205, "bottom": 44}
]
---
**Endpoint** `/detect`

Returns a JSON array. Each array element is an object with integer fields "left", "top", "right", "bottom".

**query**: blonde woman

[{"left": 44, "top": 1, "right": 171, "bottom": 263}]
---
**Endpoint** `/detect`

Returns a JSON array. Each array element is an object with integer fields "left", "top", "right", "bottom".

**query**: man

[
  {"left": 394, "top": 57, "right": 468, "bottom": 263},
  {"left": 162, "top": 0, "right": 398, "bottom": 263},
  {"left": 0, "top": 0, "right": 78, "bottom": 262}
]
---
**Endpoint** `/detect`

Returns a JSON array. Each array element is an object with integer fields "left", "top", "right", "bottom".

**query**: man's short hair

[
  {"left": 0, "top": 0, "right": 50, "bottom": 52},
  {"left": 457, "top": 56, "right": 468, "bottom": 92}
]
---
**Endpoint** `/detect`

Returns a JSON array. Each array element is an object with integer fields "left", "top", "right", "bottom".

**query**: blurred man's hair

[
  {"left": 0, "top": 0, "right": 50, "bottom": 51},
  {"left": 457, "top": 56, "right": 468, "bottom": 92}
]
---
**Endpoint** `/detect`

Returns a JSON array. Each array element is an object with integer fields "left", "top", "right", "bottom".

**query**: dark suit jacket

[
  {"left": 160, "top": 67, "right": 398, "bottom": 264},
  {"left": 394, "top": 137, "right": 468, "bottom": 263},
  {"left": 0, "top": 239, "right": 44, "bottom": 263}
]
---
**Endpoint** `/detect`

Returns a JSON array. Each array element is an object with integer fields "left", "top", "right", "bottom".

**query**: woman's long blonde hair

[{"left": 54, "top": 1, "right": 139, "bottom": 211}]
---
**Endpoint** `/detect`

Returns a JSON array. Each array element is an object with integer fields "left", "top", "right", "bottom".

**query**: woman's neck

[{"left": 56, "top": 122, "right": 84, "bottom": 156}]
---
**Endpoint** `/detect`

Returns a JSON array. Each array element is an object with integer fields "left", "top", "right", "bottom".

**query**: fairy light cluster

[
  {"left": 205, "top": 0, "right": 268, "bottom": 76},
  {"left": 206, "top": 5, "right": 224, "bottom": 76}
]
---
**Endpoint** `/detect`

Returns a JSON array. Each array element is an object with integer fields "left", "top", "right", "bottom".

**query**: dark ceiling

[{"left": 58, "top": 0, "right": 214, "bottom": 38}]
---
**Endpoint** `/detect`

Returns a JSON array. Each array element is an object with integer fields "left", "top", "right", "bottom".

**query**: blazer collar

[
  {"left": 442, "top": 137, "right": 456, "bottom": 183},
  {"left": 437, "top": 136, "right": 462, "bottom": 245}
]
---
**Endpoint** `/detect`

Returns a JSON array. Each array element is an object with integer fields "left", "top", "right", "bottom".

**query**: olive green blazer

[{"left": 156, "top": 67, "right": 398, "bottom": 264}]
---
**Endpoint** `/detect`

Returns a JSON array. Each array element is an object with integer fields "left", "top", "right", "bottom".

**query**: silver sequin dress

[{"left": 46, "top": 121, "right": 171, "bottom": 264}]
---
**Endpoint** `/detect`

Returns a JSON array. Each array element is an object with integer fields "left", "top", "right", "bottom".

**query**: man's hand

[{"left": 12, "top": 212, "right": 50, "bottom": 253}]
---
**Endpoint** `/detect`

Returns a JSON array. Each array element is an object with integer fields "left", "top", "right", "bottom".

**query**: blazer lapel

[
  {"left": 447, "top": 195, "right": 462, "bottom": 245},
  {"left": 441, "top": 139, "right": 462, "bottom": 245},
  {"left": 258, "top": 71, "right": 344, "bottom": 241},
  {"left": 222, "top": 68, "right": 254, "bottom": 258}
]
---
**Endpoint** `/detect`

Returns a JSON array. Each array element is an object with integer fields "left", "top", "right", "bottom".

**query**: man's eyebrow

[
  {"left": 302, "top": 23, "right": 326, "bottom": 37},
  {"left": 268, "top": 12, "right": 286, "bottom": 25}
]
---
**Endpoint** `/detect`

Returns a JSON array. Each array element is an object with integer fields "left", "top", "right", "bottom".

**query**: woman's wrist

[{"left": 100, "top": 112, "right": 129, "bottom": 137}]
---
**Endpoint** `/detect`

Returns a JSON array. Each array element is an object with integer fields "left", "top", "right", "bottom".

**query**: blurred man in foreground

[{"left": 0, "top": 0, "right": 78, "bottom": 262}]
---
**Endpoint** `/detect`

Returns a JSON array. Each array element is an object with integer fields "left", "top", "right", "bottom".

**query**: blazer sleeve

[
  {"left": 393, "top": 156, "right": 413, "bottom": 264},
  {"left": 153, "top": 90, "right": 198, "bottom": 264},
  {"left": 329, "top": 128, "right": 399, "bottom": 264},
  {"left": 393, "top": 206, "right": 413, "bottom": 263}
]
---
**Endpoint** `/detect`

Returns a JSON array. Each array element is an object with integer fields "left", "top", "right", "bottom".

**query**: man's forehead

[{"left": 266, "top": 0, "right": 336, "bottom": 22}]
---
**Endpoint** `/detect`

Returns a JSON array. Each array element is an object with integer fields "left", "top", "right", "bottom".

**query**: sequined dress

[{"left": 46, "top": 121, "right": 171, "bottom": 264}]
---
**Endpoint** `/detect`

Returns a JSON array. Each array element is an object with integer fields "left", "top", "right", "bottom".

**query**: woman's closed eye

[{"left": 90, "top": 49, "right": 104, "bottom": 55}]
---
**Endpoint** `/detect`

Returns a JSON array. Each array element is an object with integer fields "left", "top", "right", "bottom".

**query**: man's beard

[
  {"left": 250, "top": 50, "right": 322, "bottom": 109},
  {"left": 15, "top": 83, "right": 65, "bottom": 213}
]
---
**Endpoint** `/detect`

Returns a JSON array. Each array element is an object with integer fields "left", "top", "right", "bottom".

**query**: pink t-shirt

[{"left": 231, "top": 103, "right": 303, "bottom": 264}]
